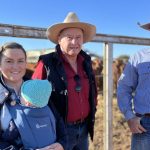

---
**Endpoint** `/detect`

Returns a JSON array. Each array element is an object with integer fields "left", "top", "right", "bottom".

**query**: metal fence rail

[{"left": 1, "top": 23, "right": 150, "bottom": 150}]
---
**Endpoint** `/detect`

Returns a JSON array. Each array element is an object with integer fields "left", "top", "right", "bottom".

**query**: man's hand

[{"left": 127, "top": 117, "right": 147, "bottom": 134}]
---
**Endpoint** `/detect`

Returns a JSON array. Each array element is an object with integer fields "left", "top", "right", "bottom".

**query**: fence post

[{"left": 103, "top": 42, "right": 113, "bottom": 150}]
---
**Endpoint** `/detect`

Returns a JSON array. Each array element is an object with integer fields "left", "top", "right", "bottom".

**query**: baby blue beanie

[{"left": 21, "top": 79, "right": 52, "bottom": 108}]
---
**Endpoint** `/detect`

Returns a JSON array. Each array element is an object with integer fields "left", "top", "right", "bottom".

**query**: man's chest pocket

[{"left": 138, "top": 63, "right": 150, "bottom": 82}]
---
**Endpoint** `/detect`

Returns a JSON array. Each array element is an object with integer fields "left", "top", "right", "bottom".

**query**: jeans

[
  {"left": 131, "top": 116, "right": 150, "bottom": 150},
  {"left": 66, "top": 121, "right": 89, "bottom": 150}
]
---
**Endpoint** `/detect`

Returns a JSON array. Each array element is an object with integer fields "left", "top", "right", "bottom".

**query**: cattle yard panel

[
  {"left": 1, "top": 23, "right": 150, "bottom": 150},
  {"left": 103, "top": 43, "right": 113, "bottom": 150}
]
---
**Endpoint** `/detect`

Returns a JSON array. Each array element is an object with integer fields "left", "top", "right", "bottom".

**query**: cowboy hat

[
  {"left": 138, "top": 22, "right": 150, "bottom": 31},
  {"left": 46, "top": 12, "right": 96, "bottom": 44}
]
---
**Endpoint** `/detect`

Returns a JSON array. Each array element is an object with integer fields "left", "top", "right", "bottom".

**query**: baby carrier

[{"left": 6, "top": 103, "right": 56, "bottom": 149}]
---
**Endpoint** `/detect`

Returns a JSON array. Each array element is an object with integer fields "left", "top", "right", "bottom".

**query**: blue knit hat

[{"left": 21, "top": 80, "right": 52, "bottom": 108}]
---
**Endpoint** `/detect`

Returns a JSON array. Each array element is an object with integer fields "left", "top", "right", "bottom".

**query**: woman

[{"left": 0, "top": 42, "right": 66, "bottom": 150}]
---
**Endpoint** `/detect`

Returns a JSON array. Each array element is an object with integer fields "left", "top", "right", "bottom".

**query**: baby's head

[{"left": 20, "top": 79, "right": 52, "bottom": 108}]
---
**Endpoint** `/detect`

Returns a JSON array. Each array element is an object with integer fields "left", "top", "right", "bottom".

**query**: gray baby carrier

[{"left": 8, "top": 104, "right": 56, "bottom": 149}]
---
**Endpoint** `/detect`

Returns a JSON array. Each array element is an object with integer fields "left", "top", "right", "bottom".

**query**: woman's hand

[
  {"left": 48, "top": 143, "right": 64, "bottom": 150},
  {"left": 36, "top": 143, "right": 64, "bottom": 150}
]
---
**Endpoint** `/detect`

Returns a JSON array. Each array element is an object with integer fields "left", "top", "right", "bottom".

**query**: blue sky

[{"left": 0, "top": 0, "right": 150, "bottom": 58}]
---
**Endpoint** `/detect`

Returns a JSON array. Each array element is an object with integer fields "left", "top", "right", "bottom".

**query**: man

[
  {"left": 117, "top": 22, "right": 150, "bottom": 150},
  {"left": 32, "top": 12, "right": 97, "bottom": 150}
]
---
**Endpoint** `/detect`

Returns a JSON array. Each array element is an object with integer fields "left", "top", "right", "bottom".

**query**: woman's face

[
  {"left": 58, "top": 28, "right": 83, "bottom": 58},
  {"left": 0, "top": 48, "right": 27, "bottom": 83}
]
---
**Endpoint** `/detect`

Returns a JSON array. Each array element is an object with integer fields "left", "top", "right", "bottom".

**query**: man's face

[{"left": 58, "top": 28, "right": 84, "bottom": 58}]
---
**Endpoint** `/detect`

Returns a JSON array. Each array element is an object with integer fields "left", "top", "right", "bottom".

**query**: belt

[
  {"left": 136, "top": 113, "right": 150, "bottom": 117},
  {"left": 67, "top": 118, "right": 88, "bottom": 125}
]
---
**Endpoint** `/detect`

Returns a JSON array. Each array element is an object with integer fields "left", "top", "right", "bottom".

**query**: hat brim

[
  {"left": 139, "top": 23, "right": 150, "bottom": 31},
  {"left": 46, "top": 22, "right": 96, "bottom": 44}
]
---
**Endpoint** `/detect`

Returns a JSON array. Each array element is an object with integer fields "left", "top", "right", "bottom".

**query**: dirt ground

[{"left": 89, "top": 94, "right": 131, "bottom": 150}]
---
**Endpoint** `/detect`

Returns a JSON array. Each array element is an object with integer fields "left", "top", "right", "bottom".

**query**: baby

[{"left": 2, "top": 79, "right": 56, "bottom": 149}]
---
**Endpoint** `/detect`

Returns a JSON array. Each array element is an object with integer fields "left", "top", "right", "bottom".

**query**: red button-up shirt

[{"left": 32, "top": 53, "right": 90, "bottom": 122}]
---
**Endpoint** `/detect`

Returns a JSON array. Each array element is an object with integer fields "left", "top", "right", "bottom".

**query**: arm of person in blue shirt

[
  {"left": 117, "top": 57, "right": 138, "bottom": 120},
  {"left": 117, "top": 57, "right": 146, "bottom": 133}
]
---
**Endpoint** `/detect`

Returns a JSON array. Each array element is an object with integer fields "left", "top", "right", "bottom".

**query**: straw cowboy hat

[
  {"left": 46, "top": 12, "right": 96, "bottom": 44},
  {"left": 138, "top": 22, "right": 150, "bottom": 31}
]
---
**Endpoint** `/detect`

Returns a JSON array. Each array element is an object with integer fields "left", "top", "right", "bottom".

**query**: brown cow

[
  {"left": 91, "top": 58, "right": 126, "bottom": 94},
  {"left": 25, "top": 63, "right": 36, "bottom": 79},
  {"left": 112, "top": 59, "right": 126, "bottom": 93},
  {"left": 25, "top": 58, "right": 125, "bottom": 94},
  {"left": 92, "top": 58, "right": 103, "bottom": 93}
]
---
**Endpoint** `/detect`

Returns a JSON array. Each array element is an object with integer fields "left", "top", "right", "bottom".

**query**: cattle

[
  {"left": 112, "top": 59, "right": 126, "bottom": 93},
  {"left": 25, "top": 57, "right": 126, "bottom": 94},
  {"left": 92, "top": 58, "right": 103, "bottom": 93},
  {"left": 91, "top": 58, "right": 126, "bottom": 94},
  {"left": 25, "top": 63, "right": 36, "bottom": 79}
]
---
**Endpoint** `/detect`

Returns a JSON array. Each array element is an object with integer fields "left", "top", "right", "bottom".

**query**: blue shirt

[{"left": 117, "top": 48, "right": 150, "bottom": 120}]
